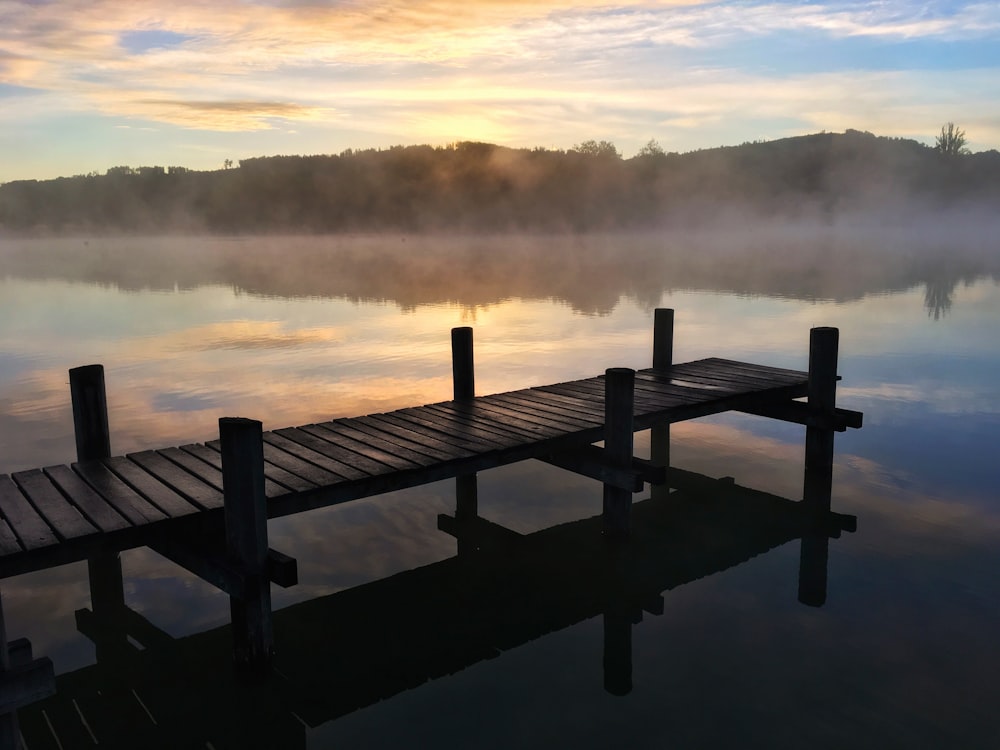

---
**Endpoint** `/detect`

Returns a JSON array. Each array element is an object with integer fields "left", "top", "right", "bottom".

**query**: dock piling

[
  {"left": 651, "top": 309, "right": 674, "bottom": 500},
  {"left": 451, "top": 327, "right": 475, "bottom": 401},
  {"left": 603, "top": 368, "right": 636, "bottom": 538},
  {"left": 70, "top": 365, "right": 129, "bottom": 650},
  {"left": 451, "top": 327, "right": 479, "bottom": 555},
  {"left": 799, "top": 327, "right": 839, "bottom": 607},
  {"left": 220, "top": 417, "right": 273, "bottom": 673}
]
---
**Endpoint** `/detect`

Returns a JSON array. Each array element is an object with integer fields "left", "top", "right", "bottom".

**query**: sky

[{"left": 1, "top": 0, "right": 998, "bottom": 182}]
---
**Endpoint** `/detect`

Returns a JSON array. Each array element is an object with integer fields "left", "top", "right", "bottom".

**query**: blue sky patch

[{"left": 120, "top": 30, "right": 194, "bottom": 55}]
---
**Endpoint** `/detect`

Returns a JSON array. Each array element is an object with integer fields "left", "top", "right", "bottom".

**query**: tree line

[{"left": 1, "top": 130, "right": 998, "bottom": 234}]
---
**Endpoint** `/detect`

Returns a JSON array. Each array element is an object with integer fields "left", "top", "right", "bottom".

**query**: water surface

[{"left": 0, "top": 230, "right": 998, "bottom": 748}]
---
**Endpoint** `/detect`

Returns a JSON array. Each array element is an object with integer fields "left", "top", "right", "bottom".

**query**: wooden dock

[{"left": 0, "top": 309, "right": 863, "bottom": 742}]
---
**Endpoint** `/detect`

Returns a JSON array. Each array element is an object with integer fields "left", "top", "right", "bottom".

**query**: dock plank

[
  {"left": 0, "top": 518, "right": 20, "bottom": 557},
  {"left": 43, "top": 464, "right": 132, "bottom": 532},
  {"left": 0, "top": 475, "right": 56, "bottom": 551},
  {"left": 367, "top": 413, "right": 503, "bottom": 453},
  {"left": 72, "top": 461, "right": 169, "bottom": 526},
  {"left": 272, "top": 427, "right": 392, "bottom": 477},
  {"left": 262, "top": 432, "right": 370, "bottom": 482},
  {"left": 177, "top": 443, "right": 291, "bottom": 499},
  {"left": 350, "top": 416, "right": 476, "bottom": 461},
  {"left": 394, "top": 407, "right": 527, "bottom": 447},
  {"left": 298, "top": 424, "right": 420, "bottom": 472},
  {"left": 102, "top": 457, "right": 201, "bottom": 519},
  {"left": 12, "top": 469, "right": 98, "bottom": 541},
  {"left": 127, "top": 451, "right": 224, "bottom": 511}
]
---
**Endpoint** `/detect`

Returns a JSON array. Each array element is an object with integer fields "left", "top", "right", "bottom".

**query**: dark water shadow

[{"left": 16, "top": 467, "right": 855, "bottom": 749}]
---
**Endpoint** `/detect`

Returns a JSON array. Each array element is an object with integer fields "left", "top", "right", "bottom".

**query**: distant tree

[
  {"left": 636, "top": 139, "right": 665, "bottom": 157},
  {"left": 223, "top": 158, "right": 234, "bottom": 169},
  {"left": 573, "top": 140, "right": 620, "bottom": 159},
  {"left": 935, "top": 123, "right": 969, "bottom": 156}
]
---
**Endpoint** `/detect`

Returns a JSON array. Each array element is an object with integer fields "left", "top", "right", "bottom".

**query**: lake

[{"left": 1, "top": 227, "right": 998, "bottom": 748}]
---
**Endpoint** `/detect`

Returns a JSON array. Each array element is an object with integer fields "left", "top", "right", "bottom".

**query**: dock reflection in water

[{"left": 18, "top": 466, "right": 854, "bottom": 749}]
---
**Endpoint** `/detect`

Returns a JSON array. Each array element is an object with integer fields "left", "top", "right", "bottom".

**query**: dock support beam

[
  {"left": 651, "top": 309, "right": 673, "bottom": 501},
  {"left": 220, "top": 418, "right": 273, "bottom": 674},
  {"left": 70, "top": 365, "right": 129, "bottom": 653},
  {"left": 451, "top": 327, "right": 479, "bottom": 555},
  {"left": 603, "top": 368, "right": 635, "bottom": 539},
  {"left": 799, "top": 327, "right": 838, "bottom": 607}
]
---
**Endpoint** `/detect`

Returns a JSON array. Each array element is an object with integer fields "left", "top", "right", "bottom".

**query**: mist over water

[{"left": 0, "top": 222, "right": 998, "bottom": 748}]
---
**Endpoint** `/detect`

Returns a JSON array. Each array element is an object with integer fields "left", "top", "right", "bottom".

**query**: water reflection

[
  {"left": 16, "top": 466, "right": 855, "bottom": 749},
  {"left": 1, "top": 229, "right": 998, "bottom": 314}
]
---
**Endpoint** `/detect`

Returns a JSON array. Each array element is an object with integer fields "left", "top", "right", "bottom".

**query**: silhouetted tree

[{"left": 935, "top": 123, "right": 969, "bottom": 156}]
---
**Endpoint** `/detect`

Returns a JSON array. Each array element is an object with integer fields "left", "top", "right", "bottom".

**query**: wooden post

[
  {"left": 603, "top": 368, "right": 635, "bottom": 539},
  {"left": 70, "top": 365, "right": 129, "bottom": 641},
  {"left": 651, "top": 309, "right": 674, "bottom": 501},
  {"left": 652, "top": 308, "right": 674, "bottom": 371},
  {"left": 451, "top": 326, "right": 479, "bottom": 554},
  {"left": 70, "top": 364, "right": 111, "bottom": 461},
  {"left": 799, "top": 327, "right": 838, "bottom": 607},
  {"left": 220, "top": 417, "right": 273, "bottom": 674},
  {"left": 451, "top": 326, "right": 475, "bottom": 401}
]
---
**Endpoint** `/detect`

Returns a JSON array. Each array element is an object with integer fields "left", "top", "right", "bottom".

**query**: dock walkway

[{"left": 0, "top": 356, "right": 828, "bottom": 579}]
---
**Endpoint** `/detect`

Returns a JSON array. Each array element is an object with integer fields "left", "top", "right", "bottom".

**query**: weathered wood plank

[
  {"left": 126, "top": 450, "right": 224, "bottom": 511},
  {"left": 396, "top": 406, "right": 528, "bottom": 446},
  {"left": 298, "top": 424, "right": 421, "bottom": 471},
  {"left": 640, "top": 365, "right": 785, "bottom": 392},
  {"left": 0, "top": 518, "right": 21, "bottom": 557},
  {"left": 457, "top": 398, "right": 581, "bottom": 434},
  {"left": 676, "top": 359, "right": 806, "bottom": 386},
  {"left": 355, "top": 415, "right": 483, "bottom": 458},
  {"left": 272, "top": 427, "right": 392, "bottom": 477},
  {"left": 487, "top": 392, "right": 604, "bottom": 427},
  {"left": 12, "top": 469, "right": 98, "bottom": 541},
  {"left": 262, "top": 432, "right": 369, "bottom": 482},
  {"left": 348, "top": 416, "right": 473, "bottom": 461},
  {"left": 178, "top": 443, "right": 291, "bottom": 499},
  {"left": 102, "top": 456, "right": 201, "bottom": 519},
  {"left": 72, "top": 460, "right": 168, "bottom": 526},
  {"left": 259, "top": 443, "right": 332, "bottom": 490},
  {"left": 324, "top": 420, "right": 444, "bottom": 466},
  {"left": 372, "top": 412, "right": 505, "bottom": 453},
  {"left": 43, "top": 465, "right": 131, "bottom": 532},
  {"left": 0, "top": 475, "right": 55, "bottom": 551},
  {"left": 201, "top": 439, "right": 317, "bottom": 494},
  {"left": 704, "top": 357, "right": 810, "bottom": 381},
  {"left": 521, "top": 387, "right": 605, "bottom": 417},
  {"left": 417, "top": 404, "right": 546, "bottom": 443}
]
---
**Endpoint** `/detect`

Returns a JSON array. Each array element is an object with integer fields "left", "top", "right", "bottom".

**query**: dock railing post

[
  {"left": 220, "top": 417, "right": 273, "bottom": 674},
  {"left": 799, "top": 327, "right": 838, "bottom": 607},
  {"left": 651, "top": 309, "right": 674, "bottom": 501},
  {"left": 451, "top": 327, "right": 479, "bottom": 555},
  {"left": 603, "top": 368, "right": 635, "bottom": 539},
  {"left": 70, "top": 365, "right": 128, "bottom": 648}
]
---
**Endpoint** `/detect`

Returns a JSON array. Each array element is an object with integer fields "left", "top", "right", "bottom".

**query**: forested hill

[{"left": 2, "top": 130, "right": 998, "bottom": 234}]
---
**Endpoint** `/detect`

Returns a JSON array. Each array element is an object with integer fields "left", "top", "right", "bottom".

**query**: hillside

[{"left": 1, "top": 130, "right": 998, "bottom": 234}]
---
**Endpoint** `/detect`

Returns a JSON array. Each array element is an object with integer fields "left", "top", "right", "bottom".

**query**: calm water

[{"left": 0, "top": 230, "right": 998, "bottom": 748}]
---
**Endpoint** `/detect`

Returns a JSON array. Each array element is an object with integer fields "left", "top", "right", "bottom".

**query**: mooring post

[
  {"left": 220, "top": 417, "right": 273, "bottom": 674},
  {"left": 603, "top": 368, "right": 635, "bottom": 539},
  {"left": 799, "top": 327, "right": 838, "bottom": 607},
  {"left": 70, "top": 365, "right": 128, "bottom": 640},
  {"left": 451, "top": 326, "right": 475, "bottom": 401},
  {"left": 651, "top": 309, "right": 674, "bottom": 501},
  {"left": 451, "top": 327, "right": 479, "bottom": 555}
]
